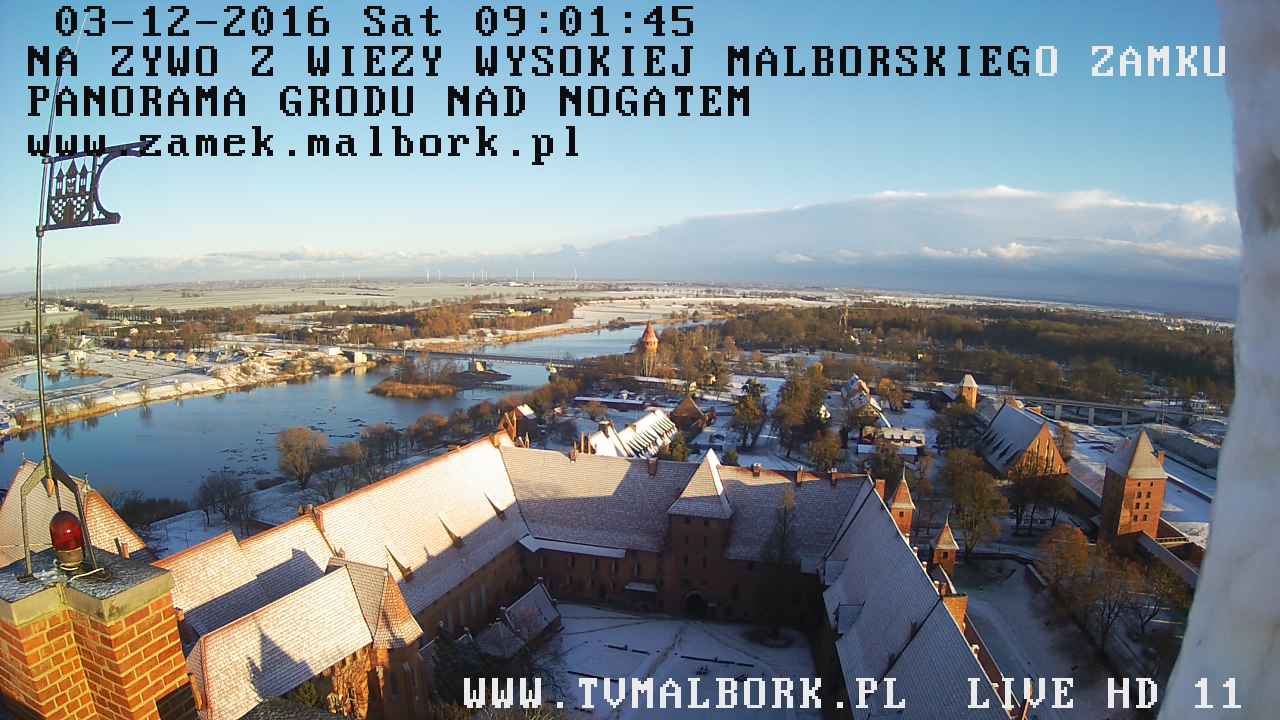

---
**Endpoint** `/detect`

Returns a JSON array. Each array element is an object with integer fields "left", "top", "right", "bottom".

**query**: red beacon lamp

[{"left": 50, "top": 510, "right": 86, "bottom": 572}]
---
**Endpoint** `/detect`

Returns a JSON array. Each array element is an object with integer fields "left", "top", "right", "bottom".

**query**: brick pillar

[
  {"left": 1, "top": 550, "right": 197, "bottom": 720},
  {"left": 0, "top": 602, "right": 97, "bottom": 719}
]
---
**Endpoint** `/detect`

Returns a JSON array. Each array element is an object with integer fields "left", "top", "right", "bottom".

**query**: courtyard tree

[
  {"left": 732, "top": 381, "right": 768, "bottom": 447},
  {"left": 278, "top": 427, "right": 330, "bottom": 489},
  {"left": 337, "top": 441, "right": 368, "bottom": 489},
  {"left": 771, "top": 363, "right": 829, "bottom": 457},
  {"left": 807, "top": 429, "right": 841, "bottom": 473},
  {"left": 939, "top": 448, "right": 985, "bottom": 492},
  {"left": 950, "top": 469, "right": 1008, "bottom": 559},
  {"left": 1037, "top": 525, "right": 1089, "bottom": 595},
  {"left": 659, "top": 432, "right": 690, "bottom": 462},
  {"left": 1128, "top": 563, "right": 1190, "bottom": 636},
  {"left": 1081, "top": 545, "right": 1141, "bottom": 648},
  {"left": 929, "top": 404, "right": 975, "bottom": 450}
]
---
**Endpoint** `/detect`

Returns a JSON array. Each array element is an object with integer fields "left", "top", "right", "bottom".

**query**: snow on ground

[
  {"left": 535, "top": 604, "right": 820, "bottom": 719},
  {"left": 1066, "top": 425, "right": 1213, "bottom": 540},
  {"left": 954, "top": 560, "right": 1136, "bottom": 720},
  {"left": 881, "top": 400, "right": 938, "bottom": 446}
]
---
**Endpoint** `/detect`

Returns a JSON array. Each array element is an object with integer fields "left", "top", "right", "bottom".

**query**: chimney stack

[
  {"left": 647, "top": 457, "right": 658, "bottom": 476},
  {"left": 751, "top": 463, "right": 762, "bottom": 477}
]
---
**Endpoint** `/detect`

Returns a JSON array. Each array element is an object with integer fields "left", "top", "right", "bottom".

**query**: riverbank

[{"left": 0, "top": 354, "right": 374, "bottom": 439}]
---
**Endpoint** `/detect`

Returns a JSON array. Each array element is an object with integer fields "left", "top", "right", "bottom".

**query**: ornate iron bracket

[{"left": 38, "top": 139, "right": 153, "bottom": 233}]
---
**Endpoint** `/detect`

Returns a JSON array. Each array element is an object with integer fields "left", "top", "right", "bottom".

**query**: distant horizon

[{"left": 0, "top": 272, "right": 1238, "bottom": 324}]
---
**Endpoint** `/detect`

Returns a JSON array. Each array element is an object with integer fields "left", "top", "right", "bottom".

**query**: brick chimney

[
  {"left": 874, "top": 477, "right": 886, "bottom": 500},
  {"left": 0, "top": 550, "right": 197, "bottom": 720},
  {"left": 751, "top": 463, "right": 762, "bottom": 478},
  {"left": 647, "top": 457, "right": 658, "bottom": 476}
]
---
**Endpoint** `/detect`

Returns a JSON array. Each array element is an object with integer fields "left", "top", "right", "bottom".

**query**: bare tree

[
  {"left": 1128, "top": 563, "right": 1190, "bottom": 636},
  {"left": 1037, "top": 524, "right": 1089, "bottom": 595},
  {"left": 1081, "top": 545, "right": 1140, "bottom": 648},
  {"left": 278, "top": 427, "right": 330, "bottom": 489}
]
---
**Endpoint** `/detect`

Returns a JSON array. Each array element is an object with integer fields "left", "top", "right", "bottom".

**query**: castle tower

[
  {"left": 931, "top": 518, "right": 960, "bottom": 575},
  {"left": 959, "top": 374, "right": 979, "bottom": 409},
  {"left": 639, "top": 321, "right": 659, "bottom": 376},
  {"left": 890, "top": 470, "right": 916, "bottom": 539},
  {"left": 1099, "top": 431, "right": 1167, "bottom": 545}
]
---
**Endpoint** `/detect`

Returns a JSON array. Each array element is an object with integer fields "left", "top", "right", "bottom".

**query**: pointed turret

[
  {"left": 932, "top": 517, "right": 959, "bottom": 575},
  {"left": 1105, "top": 430, "right": 1165, "bottom": 479},
  {"left": 890, "top": 469, "right": 915, "bottom": 538},
  {"left": 958, "top": 374, "right": 979, "bottom": 409}
]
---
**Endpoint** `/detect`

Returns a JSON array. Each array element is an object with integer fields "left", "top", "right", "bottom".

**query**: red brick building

[{"left": 1099, "top": 430, "right": 1168, "bottom": 545}]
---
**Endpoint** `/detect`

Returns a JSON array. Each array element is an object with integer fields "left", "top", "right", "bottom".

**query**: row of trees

[{"left": 1038, "top": 526, "right": 1190, "bottom": 650}]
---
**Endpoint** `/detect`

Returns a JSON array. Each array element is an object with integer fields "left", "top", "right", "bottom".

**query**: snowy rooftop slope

[
  {"left": 327, "top": 557, "right": 423, "bottom": 649},
  {"left": 0, "top": 459, "right": 149, "bottom": 565},
  {"left": 588, "top": 409, "right": 679, "bottom": 458},
  {"left": 717, "top": 466, "right": 866, "bottom": 567},
  {"left": 501, "top": 447, "right": 694, "bottom": 551},
  {"left": 822, "top": 482, "right": 1006, "bottom": 719},
  {"left": 667, "top": 450, "right": 734, "bottom": 519},
  {"left": 156, "top": 532, "right": 271, "bottom": 639},
  {"left": 188, "top": 567, "right": 373, "bottom": 720},
  {"left": 977, "top": 401, "right": 1051, "bottom": 474},
  {"left": 155, "top": 514, "right": 333, "bottom": 641},
  {"left": 316, "top": 436, "right": 529, "bottom": 615}
]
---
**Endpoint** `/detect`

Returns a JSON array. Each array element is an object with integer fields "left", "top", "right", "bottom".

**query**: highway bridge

[
  {"left": 1013, "top": 395, "right": 1224, "bottom": 425},
  {"left": 415, "top": 350, "right": 582, "bottom": 369}
]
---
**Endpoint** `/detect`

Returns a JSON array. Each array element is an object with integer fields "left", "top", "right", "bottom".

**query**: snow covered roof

[
  {"left": 822, "top": 481, "right": 1006, "bottom": 719},
  {"left": 588, "top": 409, "right": 679, "bottom": 458},
  {"left": 327, "top": 557, "right": 423, "bottom": 649},
  {"left": 188, "top": 567, "right": 374, "bottom": 720},
  {"left": 155, "top": 515, "right": 333, "bottom": 641},
  {"left": 715, "top": 466, "right": 867, "bottom": 566},
  {"left": 316, "top": 436, "right": 528, "bottom": 615},
  {"left": 667, "top": 450, "right": 734, "bottom": 520},
  {"left": 476, "top": 582, "right": 559, "bottom": 659},
  {"left": 977, "top": 401, "right": 1054, "bottom": 474},
  {"left": 1105, "top": 431, "right": 1166, "bottom": 480},
  {"left": 0, "top": 460, "right": 150, "bottom": 566},
  {"left": 501, "top": 447, "right": 693, "bottom": 552}
]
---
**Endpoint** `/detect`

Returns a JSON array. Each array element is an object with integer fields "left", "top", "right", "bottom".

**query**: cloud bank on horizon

[{"left": 0, "top": 187, "right": 1242, "bottom": 318}]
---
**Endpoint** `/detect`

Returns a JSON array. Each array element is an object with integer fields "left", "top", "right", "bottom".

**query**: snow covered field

[{"left": 535, "top": 604, "right": 822, "bottom": 719}]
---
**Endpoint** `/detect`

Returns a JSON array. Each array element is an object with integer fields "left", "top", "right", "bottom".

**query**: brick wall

[
  {"left": 68, "top": 592, "right": 192, "bottom": 720},
  {"left": 415, "top": 544, "right": 526, "bottom": 640},
  {"left": 0, "top": 608, "right": 97, "bottom": 720}
]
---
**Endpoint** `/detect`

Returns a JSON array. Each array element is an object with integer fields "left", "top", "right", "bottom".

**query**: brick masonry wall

[
  {"left": 416, "top": 544, "right": 526, "bottom": 640},
  {"left": 0, "top": 608, "right": 98, "bottom": 720},
  {"left": 68, "top": 593, "right": 194, "bottom": 720}
]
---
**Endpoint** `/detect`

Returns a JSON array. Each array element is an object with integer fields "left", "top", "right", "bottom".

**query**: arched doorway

[{"left": 684, "top": 592, "right": 708, "bottom": 619}]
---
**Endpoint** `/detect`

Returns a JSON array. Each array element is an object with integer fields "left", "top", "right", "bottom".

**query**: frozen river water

[{"left": 0, "top": 326, "right": 652, "bottom": 502}]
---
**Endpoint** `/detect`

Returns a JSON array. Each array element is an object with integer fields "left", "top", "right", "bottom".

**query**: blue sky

[{"left": 0, "top": 1, "right": 1236, "bottom": 296}]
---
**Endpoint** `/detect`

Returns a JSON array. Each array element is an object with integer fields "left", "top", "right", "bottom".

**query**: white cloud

[{"left": 775, "top": 252, "right": 815, "bottom": 264}]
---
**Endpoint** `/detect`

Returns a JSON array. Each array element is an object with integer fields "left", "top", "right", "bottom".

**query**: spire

[
  {"left": 960, "top": 374, "right": 978, "bottom": 388},
  {"left": 641, "top": 321, "right": 659, "bottom": 347},
  {"left": 935, "top": 518, "right": 959, "bottom": 551},
  {"left": 891, "top": 469, "right": 915, "bottom": 510},
  {"left": 1105, "top": 430, "right": 1166, "bottom": 480}
]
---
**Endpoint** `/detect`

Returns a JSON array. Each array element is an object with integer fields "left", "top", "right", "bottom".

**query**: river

[{"left": 0, "top": 325, "right": 651, "bottom": 501}]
